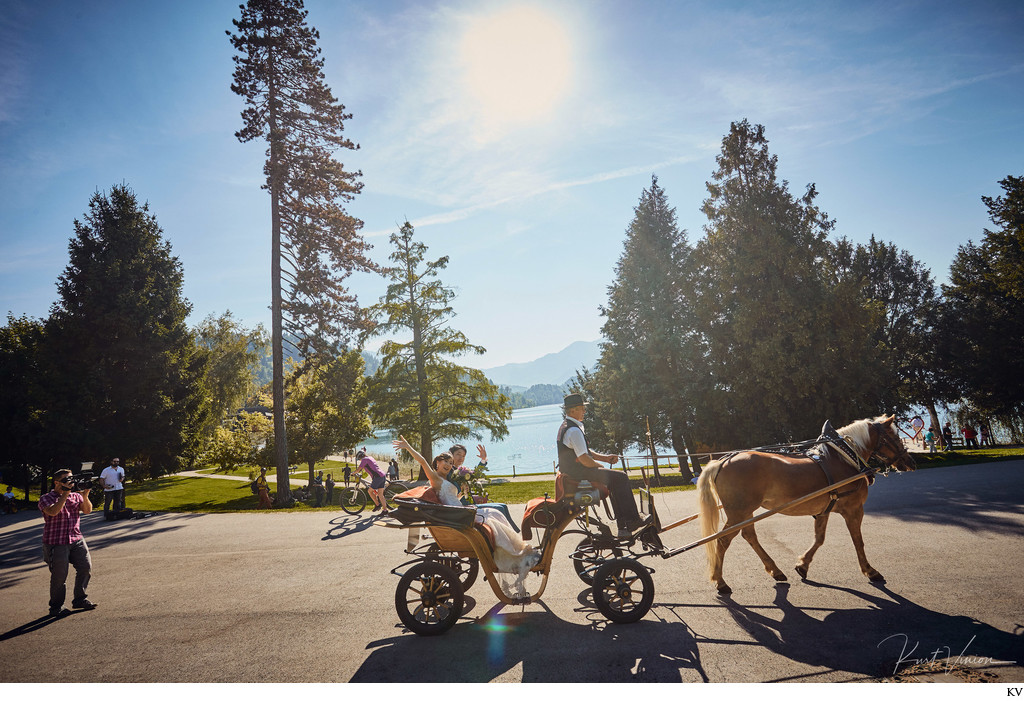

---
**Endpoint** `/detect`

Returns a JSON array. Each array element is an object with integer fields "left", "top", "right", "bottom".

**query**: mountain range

[{"left": 480, "top": 340, "right": 601, "bottom": 389}]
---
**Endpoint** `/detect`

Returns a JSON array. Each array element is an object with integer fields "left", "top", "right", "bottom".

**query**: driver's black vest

[{"left": 557, "top": 418, "right": 589, "bottom": 475}]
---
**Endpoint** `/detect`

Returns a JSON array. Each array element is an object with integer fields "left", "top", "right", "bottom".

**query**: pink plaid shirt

[{"left": 38, "top": 490, "right": 85, "bottom": 545}]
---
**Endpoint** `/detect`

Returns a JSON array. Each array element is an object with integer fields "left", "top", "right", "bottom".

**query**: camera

[{"left": 62, "top": 470, "right": 99, "bottom": 491}]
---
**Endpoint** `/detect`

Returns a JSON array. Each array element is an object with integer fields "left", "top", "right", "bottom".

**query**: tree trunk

[
  {"left": 925, "top": 400, "right": 943, "bottom": 448},
  {"left": 267, "top": 57, "right": 291, "bottom": 507},
  {"left": 644, "top": 416, "right": 662, "bottom": 481},
  {"left": 670, "top": 424, "right": 696, "bottom": 479}
]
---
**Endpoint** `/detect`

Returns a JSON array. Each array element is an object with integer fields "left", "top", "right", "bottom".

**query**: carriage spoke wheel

[
  {"left": 571, "top": 534, "right": 622, "bottom": 585},
  {"left": 592, "top": 558, "right": 654, "bottom": 624},
  {"left": 395, "top": 562, "right": 464, "bottom": 636},
  {"left": 426, "top": 543, "right": 479, "bottom": 591},
  {"left": 338, "top": 487, "right": 366, "bottom": 515},
  {"left": 384, "top": 481, "right": 409, "bottom": 510}
]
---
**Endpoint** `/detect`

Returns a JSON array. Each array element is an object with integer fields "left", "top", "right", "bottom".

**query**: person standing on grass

[
  {"left": 100, "top": 457, "right": 126, "bottom": 520},
  {"left": 39, "top": 469, "right": 97, "bottom": 617},
  {"left": 325, "top": 473, "right": 335, "bottom": 507},
  {"left": 255, "top": 467, "right": 272, "bottom": 509}
]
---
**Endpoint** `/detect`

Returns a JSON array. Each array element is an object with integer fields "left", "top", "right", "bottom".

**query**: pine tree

[
  {"left": 938, "top": 175, "right": 1024, "bottom": 439},
  {"left": 597, "top": 175, "right": 703, "bottom": 475},
  {"left": 46, "top": 184, "right": 208, "bottom": 477},
  {"left": 365, "top": 222, "right": 511, "bottom": 476},
  {"left": 228, "top": 0, "right": 375, "bottom": 502},
  {"left": 695, "top": 120, "right": 884, "bottom": 446}
]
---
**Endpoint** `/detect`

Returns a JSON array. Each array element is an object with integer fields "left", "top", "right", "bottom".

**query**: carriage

[{"left": 380, "top": 415, "right": 915, "bottom": 636}]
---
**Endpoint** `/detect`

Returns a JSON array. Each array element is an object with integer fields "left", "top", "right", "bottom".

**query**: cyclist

[{"left": 353, "top": 450, "right": 389, "bottom": 514}]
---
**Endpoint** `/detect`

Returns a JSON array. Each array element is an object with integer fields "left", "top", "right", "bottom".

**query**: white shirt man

[{"left": 100, "top": 458, "right": 125, "bottom": 519}]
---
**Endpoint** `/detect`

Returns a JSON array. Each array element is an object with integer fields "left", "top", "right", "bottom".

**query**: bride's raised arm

[{"left": 393, "top": 435, "right": 441, "bottom": 488}]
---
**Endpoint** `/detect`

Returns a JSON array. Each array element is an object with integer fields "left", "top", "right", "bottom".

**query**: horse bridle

[{"left": 868, "top": 421, "right": 915, "bottom": 472}]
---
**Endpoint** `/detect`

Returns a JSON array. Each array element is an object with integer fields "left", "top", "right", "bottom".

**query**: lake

[{"left": 360, "top": 403, "right": 568, "bottom": 476}]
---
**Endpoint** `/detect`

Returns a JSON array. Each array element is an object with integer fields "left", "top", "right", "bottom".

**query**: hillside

[{"left": 481, "top": 340, "right": 600, "bottom": 387}]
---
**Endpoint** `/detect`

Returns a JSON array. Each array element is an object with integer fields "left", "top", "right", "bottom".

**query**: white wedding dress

[{"left": 437, "top": 480, "right": 540, "bottom": 586}]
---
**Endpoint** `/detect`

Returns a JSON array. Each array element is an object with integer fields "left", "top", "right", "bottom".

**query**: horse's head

[{"left": 871, "top": 415, "right": 916, "bottom": 471}]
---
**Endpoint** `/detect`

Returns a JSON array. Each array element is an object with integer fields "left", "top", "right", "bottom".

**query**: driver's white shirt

[{"left": 562, "top": 417, "right": 589, "bottom": 458}]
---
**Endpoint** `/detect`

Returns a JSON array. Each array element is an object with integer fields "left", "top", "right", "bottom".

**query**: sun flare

[{"left": 459, "top": 6, "right": 572, "bottom": 129}]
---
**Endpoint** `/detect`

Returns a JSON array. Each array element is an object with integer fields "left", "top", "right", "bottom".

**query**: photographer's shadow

[{"left": 0, "top": 608, "right": 90, "bottom": 642}]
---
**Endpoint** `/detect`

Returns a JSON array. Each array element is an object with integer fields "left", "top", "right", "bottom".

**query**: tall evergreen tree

[
  {"left": 228, "top": 0, "right": 376, "bottom": 503},
  {"left": 0, "top": 314, "right": 48, "bottom": 492},
  {"left": 938, "top": 175, "right": 1024, "bottom": 439},
  {"left": 598, "top": 175, "right": 703, "bottom": 475},
  {"left": 46, "top": 185, "right": 208, "bottom": 477},
  {"left": 695, "top": 120, "right": 884, "bottom": 446},
  {"left": 839, "top": 235, "right": 943, "bottom": 431},
  {"left": 365, "top": 222, "right": 511, "bottom": 476}
]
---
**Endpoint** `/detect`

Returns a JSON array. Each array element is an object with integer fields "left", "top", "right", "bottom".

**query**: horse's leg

[
  {"left": 740, "top": 524, "right": 788, "bottom": 582},
  {"left": 708, "top": 517, "right": 746, "bottom": 595},
  {"left": 795, "top": 513, "right": 830, "bottom": 580},
  {"left": 840, "top": 507, "right": 884, "bottom": 582}
]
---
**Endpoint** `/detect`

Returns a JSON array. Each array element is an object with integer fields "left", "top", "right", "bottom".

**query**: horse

[{"left": 697, "top": 415, "right": 915, "bottom": 595}]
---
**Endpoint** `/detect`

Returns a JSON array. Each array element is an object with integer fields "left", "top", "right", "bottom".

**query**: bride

[{"left": 393, "top": 436, "right": 539, "bottom": 581}]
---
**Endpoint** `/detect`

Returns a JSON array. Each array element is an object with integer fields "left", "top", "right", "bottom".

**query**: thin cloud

[{"left": 363, "top": 153, "right": 704, "bottom": 237}]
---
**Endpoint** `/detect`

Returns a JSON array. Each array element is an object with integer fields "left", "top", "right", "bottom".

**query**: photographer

[{"left": 38, "top": 469, "right": 97, "bottom": 617}]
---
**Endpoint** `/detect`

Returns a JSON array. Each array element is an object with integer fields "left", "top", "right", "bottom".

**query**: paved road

[{"left": 1, "top": 461, "right": 1022, "bottom": 683}]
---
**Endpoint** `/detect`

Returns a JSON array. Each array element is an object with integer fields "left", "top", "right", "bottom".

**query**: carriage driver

[{"left": 557, "top": 393, "right": 651, "bottom": 539}]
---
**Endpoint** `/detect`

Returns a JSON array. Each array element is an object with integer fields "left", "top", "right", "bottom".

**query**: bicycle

[{"left": 338, "top": 474, "right": 411, "bottom": 515}]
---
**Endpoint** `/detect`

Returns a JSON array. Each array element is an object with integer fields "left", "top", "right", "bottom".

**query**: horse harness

[
  {"left": 717, "top": 421, "right": 880, "bottom": 519},
  {"left": 808, "top": 421, "right": 878, "bottom": 518}
]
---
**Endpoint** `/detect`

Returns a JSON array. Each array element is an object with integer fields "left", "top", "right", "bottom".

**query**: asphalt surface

[{"left": 1, "top": 460, "right": 1022, "bottom": 684}]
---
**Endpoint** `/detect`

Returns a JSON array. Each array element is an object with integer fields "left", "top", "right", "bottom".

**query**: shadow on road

[
  {"left": 322, "top": 513, "right": 385, "bottom": 540},
  {"left": 350, "top": 601, "right": 708, "bottom": 683},
  {"left": 717, "top": 581, "right": 1024, "bottom": 680},
  {"left": 350, "top": 580, "right": 1023, "bottom": 683},
  {"left": 867, "top": 464, "right": 1024, "bottom": 535},
  {"left": 0, "top": 512, "right": 197, "bottom": 591}
]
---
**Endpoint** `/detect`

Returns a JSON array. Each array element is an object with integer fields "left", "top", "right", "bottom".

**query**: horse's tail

[{"left": 697, "top": 459, "right": 724, "bottom": 580}]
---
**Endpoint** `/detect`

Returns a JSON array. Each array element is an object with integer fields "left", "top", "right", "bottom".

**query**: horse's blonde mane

[{"left": 835, "top": 415, "right": 889, "bottom": 459}]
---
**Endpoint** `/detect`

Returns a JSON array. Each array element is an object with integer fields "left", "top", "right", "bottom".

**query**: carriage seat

[
  {"left": 393, "top": 485, "right": 496, "bottom": 550},
  {"left": 554, "top": 473, "right": 610, "bottom": 503},
  {"left": 520, "top": 496, "right": 573, "bottom": 539}
]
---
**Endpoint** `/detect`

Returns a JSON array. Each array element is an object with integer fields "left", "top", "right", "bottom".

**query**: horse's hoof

[
  {"left": 716, "top": 584, "right": 732, "bottom": 596},
  {"left": 868, "top": 572, "right": 886, "bottom": 583},
  {"left": 772, "top": 571, "right": 788, "bottom": 582},
  {"left": 795, "top": 565, "right": 808, "bottom": 580}
]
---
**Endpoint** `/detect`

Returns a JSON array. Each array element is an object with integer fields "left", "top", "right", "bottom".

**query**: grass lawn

[{"left": 5, "top": 446, "right": 1020, "bottom": 515}]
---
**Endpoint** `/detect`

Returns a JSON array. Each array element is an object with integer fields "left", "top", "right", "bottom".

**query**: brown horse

[{"left": 697, "top": 415, "right": 915, "bottom": 595}]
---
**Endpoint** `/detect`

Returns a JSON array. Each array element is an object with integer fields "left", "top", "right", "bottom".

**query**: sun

[{"left": 459, "top": 5, "right": 572, "bottom": 129}]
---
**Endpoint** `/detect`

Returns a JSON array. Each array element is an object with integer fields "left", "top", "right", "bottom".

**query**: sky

[{"left": 1, "top": 0, "right": 1022, "bottom": 369}]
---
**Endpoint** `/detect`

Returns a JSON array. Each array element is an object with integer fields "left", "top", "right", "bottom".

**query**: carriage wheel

[
  {"left": 383, "top": 481, "right": 409, "bottom": 510},
  {"left": 426, "top": 543, "right": 479, "bottom": 591},
  {"left": 395, "top": 562, "right": 465, "bottom": 636},
  {"left": 338, "top": 487, "right": 366, "bottom": 515},
  {"left": 571, "top": 534, "right": 623, "bottom": 585},
  {"left": 592, "top": 558, "right": 655, "bottom": 624}
]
